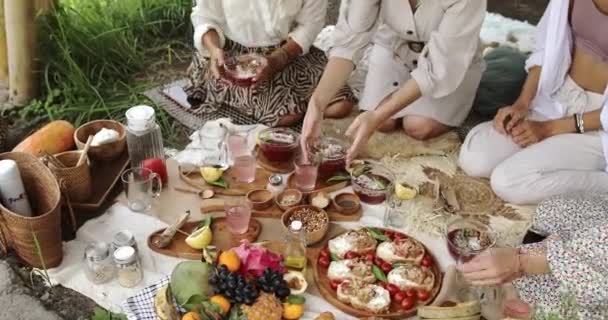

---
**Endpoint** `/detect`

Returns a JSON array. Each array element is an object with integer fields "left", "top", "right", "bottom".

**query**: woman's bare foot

[
  {"left": 378, "top": 118, "right": 400, "bottom": 133},
  {"left": 276, "top": 113, "right": 304, "bottom": 127},
  {"left": 324, "top": 100, "right": 354, "bottom": 119},
  {"left": 503, "top": 299, "right": 533, "bottom": 319}
]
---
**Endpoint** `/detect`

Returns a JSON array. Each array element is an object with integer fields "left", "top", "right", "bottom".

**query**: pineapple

[{"left": 240, "top": 293, "right": 282, "bottom": 320}]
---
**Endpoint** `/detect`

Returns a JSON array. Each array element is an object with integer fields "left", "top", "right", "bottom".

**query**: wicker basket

[
  {"left": 0, "top": 152, "right": 63, "bottom": 268},
  {"left": 48, "top": 151, "right": 92, "bottom": 202}
]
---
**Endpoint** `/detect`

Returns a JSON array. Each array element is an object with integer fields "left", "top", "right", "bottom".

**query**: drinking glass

[
  {"left": 224, "top": 197, "right": 252, "bottom": 234},
  {"left": 233, "top": 155, "right": 256, "bottom": 183},
  {"left": 383, "top": 192, "right": 405, "bottom": 228},
  {"left": 121, "top": 168, "right": 162, "bottom": 212},
  {"left": 293, "top": 153, "right": 319, "bottom": 192},
  {"left": 227, "top": 133, "right": 249, "bottom": 161},
  {"left": 446, "top": 218, "right": 498, "bottom": 303}
]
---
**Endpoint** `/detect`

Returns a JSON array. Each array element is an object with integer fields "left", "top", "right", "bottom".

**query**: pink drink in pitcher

[{"left": 228, "top": 134, "right": 248, "bottom": 161}]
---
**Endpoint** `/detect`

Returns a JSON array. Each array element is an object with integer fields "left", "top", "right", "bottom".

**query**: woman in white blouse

[
  {"left": 301, "top": 0, "right": 486, "bottom": 159},
  {"left": 186, "top": 0, "right": 354, "bottom": 127}
]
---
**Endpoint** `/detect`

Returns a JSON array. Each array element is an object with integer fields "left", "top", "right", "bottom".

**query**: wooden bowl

[
  {"left": 308, "top": 191, "right": 330, "bottom": 209},
  {"left": 275, "top": 189, "right": 303, "bottom": 211},
  {"left": 74, "top": 120, "right": 126, "bottom": 162},
  {"left": 246, "top": 189, "right": 273, "bottom": 211},
  {"left": 281, "top": 205, "right": 329, "bottom": 245},
  {"left": 332, "top": 193, "right": 361, "bottom": 215}
]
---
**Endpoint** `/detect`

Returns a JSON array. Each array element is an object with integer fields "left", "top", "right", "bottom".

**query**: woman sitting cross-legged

[
  {"left": 459, "top": 0, "right": 608, "bottom": 205},
  {"left": 459, "top": 193, "right": 608, "bottom": 319},
  {"left": 186, "top": 0, "right": 355, "bottom": 127}
]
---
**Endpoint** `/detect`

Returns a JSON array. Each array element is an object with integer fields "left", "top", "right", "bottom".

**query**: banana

[{"left": 154, "top": 285, "right": 180, "bottom": 320}]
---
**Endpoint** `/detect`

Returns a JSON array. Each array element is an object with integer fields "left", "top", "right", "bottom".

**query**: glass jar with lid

[
  {"left": 125, "top": 105, "right": 167, "bottom": 184},
  {"left": 113, "top": 246, "right": 143, "bottom": 288},
  {"left": 111, "top": 230, "right": 138, "bottom": 254},
  {"left": 84, "top": 242, "right": 115, "bottom": 284},
  {"left": 266, "top": 174, "right": 285, "bottom": 196}
]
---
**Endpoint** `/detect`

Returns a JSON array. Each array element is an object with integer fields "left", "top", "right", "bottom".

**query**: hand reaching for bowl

[
  {"left": 208, "top": 47, "right": 226, "bottom": 79},
  {"left": 301, "top": 99, "right": 324, "bottom": 152},
  {"left": 345, "top": 111, "right": 383, "bottom": 163},
  {"left": 252, "top": 49, "right": 289, "bottom": 85}
]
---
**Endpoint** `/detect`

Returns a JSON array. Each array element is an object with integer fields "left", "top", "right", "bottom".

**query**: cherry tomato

[
  {"left": 417, "top": 289, "right": 430, "bottom": 301},
  {"left": 329, "top": 280, "right": 342, "bottom": 290},
  {"left": 381, "top": 262, "right": 393, "bottom": 273},
  {"left": 393, "top": 291, "right": 406, "bottom": 304},
  {"left": 320, "top": 247, "right": 330, "bottom": 258},
  {"left": 373, "top": 256, "right": 384, "bottom": 266},
  {"left": 400, "top": 297, "right": 415, "bottom": 310},
  {"left": 405, "top": 288, "right": 417, "bottom": 299},
  {"left": 421, "top": 255, "right": 434, "bottom": 267},
  {"left": 386, "top": 284, "right": 400, "bottom": 297},
  {"left": 364, "top": 252, "right": 375, "bottom": 263},
  {"left": 345, "top": 251, "right": 359, "bottom": 260},
  {"left": 393, "top": 232, "right": 406, "bottom": 240},
  {"left": 384, "top": 230, "right": 394, "bottom": 239},
  {"left": 318, "top": 256, "right": 330, "bottom": 268}
]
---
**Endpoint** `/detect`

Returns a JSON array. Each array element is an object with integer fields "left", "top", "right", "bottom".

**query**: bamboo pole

[
  {"left": 0, "top": 0, "right": 8, "bottom": 90},
  {"left": 35, "top": 0, "right": 55, "bottom": 14},
  {"left": 5, "top": 0, "right": 37, "bottom": 106}
]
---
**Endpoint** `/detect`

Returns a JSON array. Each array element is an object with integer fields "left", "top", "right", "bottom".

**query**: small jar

[
  {"left": 113, "top": 246, "right": 143, "bottom": 288},
  {"left": 112, "top": 230, "right": 138, "bottom": 254},
  {"left": 84, "top": 242, "right": 115, "bottom": 284},
  {"left": 266, "top": 174, "right": 285, "bottom": 196}
]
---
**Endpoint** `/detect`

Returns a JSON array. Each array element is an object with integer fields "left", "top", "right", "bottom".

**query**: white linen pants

[{"left": 459, "top": 76, "right": 608, "bottom": 205}]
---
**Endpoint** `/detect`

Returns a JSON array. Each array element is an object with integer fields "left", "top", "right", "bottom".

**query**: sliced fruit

[
  {"left": 155, "top": 285, "right": 180, "bottom": 320},
  {"left": 185, "top": 226, "right": 213, "bottom": 250},
  {"left": 200, "top": 166, "right": 224, "bottom": 183},
  {"left": 210, "top": 295, "right": 231, "bottom": 314},
  {"left": 282, "top": 303, "right": 305, "bottom": 320},
  {"left": 218, "top": 249, "right": 241, "bottom": 272},
  {"left": 395, "top": 183, "right": 418, "bottom": 200},
  {"left": 181, "top": 311, "right": 200, "bottom": 320},
  {"left": 283, "top": 271, "right": 308, "bottom": 295}
]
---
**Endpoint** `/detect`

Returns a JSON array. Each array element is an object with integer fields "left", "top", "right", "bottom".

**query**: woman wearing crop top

[
  {"left": 185, "top": 0, "right": 354, "bottom": 128},
  {"left": 459, "top": 0, "right": 608, "bottom": 205},
  {"left": 301, "top": 0, "right": 486, "bottom": 157}
]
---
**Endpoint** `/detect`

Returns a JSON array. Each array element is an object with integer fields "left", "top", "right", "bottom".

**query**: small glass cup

[
  {"left": 293, "top": 153, "right": 319, "bottom": 192},
  {"left": 227, "top": 133, "right": 249, "bottom": 161},
  {"left": 383, "top": 192, "right": 405, "bottom": 228},
  {"left": 233, "top": 155, "right": 256, "bottom": 183},
  {"left": 224, "top": 197, "right": 252, "bottom": 234},
  {"left": 121, "top": 168, "right": 162, "bottom": 212}
]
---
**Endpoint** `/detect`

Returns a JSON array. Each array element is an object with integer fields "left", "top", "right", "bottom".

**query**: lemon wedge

[
  {"left": 200, "top": 166, "right": 224, "bottom": 183},
  {"left": 185, "top": 225, "right": 213, "bottom": 249},
  {"left": 395, "top": 183, "right": 418, "bottom": 200}
]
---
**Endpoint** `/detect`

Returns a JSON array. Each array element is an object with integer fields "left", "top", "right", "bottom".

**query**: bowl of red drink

[
  {"left": 258, "top": 128, "right": 300, "bottom": 162},
  {"left": 223, "top": 53, "right": 267, "bottom": 87},
  {"left": 310, "top": 136, "right": 349, "bottom": 180},
  {"left": 446, "top": 218, "right": 495, "bottom": 263},
  {"left": 348, "top": 160, "right": 395, "bottom": 205}
]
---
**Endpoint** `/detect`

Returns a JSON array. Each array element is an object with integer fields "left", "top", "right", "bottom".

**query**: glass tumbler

[{"left": 121, "top": 168, "right": 162, "bottom": 212}]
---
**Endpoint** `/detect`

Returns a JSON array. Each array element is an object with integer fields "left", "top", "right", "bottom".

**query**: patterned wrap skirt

[{"left": 185, "top": 39, "right": 355, "bottom": 127}]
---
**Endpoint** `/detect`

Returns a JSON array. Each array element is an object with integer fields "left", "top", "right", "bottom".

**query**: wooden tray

[
  {"left": 312, "top": 228, "right": 443, "bottom": 319},
  {"left": 200, "top": 198, "right": 362, "bottom": 222},
  {"left": 287, "top": 174, "right": 349, "bottom": 195},
  {"left": 71, "top": 150, "right": 130, "bottom": 210},
  {"left": 256, "top": 150, "right": 294, "bottom": 174},
  {"left": 179, "top": 165, "right": 271, "bottom": 196},
  {"left": 148, "top": 218, "right": 262, "bottom": 260}
]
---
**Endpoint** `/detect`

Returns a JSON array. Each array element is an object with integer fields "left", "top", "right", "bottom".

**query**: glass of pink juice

[
  {"left": 293, "top": 154, "right": 318, "bottom": 192},
  {"left": 233, "top": 155, "right": 256, "bottom": 183},
  {"left": 228, "top": 134, "right": 249, "bottom": 161},
  {"left": 224, "top": 197, "right": 252, "bottom": 234}
]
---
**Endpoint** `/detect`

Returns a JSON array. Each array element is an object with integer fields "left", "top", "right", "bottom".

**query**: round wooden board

[
  {"left": 287, "top": 174, "right": 349, "bottom": 195},
  {"left": 179, "top": 165, "right": 271, "bottom": 196},
  {"left": 147, "top": 218, "right": 262, "bottom": 260},
  {"left": 312, "top": 228, "right": 443, "bottom": 319}
]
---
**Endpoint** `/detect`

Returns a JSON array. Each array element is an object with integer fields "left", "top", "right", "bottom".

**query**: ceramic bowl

[
  {"left": 246, "top": 189, "right": 273, "bottom": 211},
  {"left": 74, "top": 120, "right": 126, "bottom": 162},
  {"left": 281, "top": 205, "right": 329, "bottom": 245},
  {"left": 332, "top": 192, "right": 361, "bottom": 215},
  {"left": 275, "top": 189, "right": 303, "bottom": 211}
]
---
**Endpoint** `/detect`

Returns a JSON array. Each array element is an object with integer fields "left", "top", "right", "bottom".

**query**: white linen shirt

[
  {"left": 526, "top": 0, "right": 608, "bottom": 170},
  {"left": 191, "top": 0, "right": 327, "bottom": 56}
]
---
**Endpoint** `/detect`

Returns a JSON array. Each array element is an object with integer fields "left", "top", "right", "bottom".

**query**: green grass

[{"left": 19, "top": 0, "right": 193, "bottom": 147}]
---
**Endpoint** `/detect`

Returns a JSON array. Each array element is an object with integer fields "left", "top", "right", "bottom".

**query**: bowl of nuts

[
  {"left": 276, "top": 189, "right": 303, "bottom": 211},
  {"left": 281, "top": 205, "right": 329, "bottom": 245}
]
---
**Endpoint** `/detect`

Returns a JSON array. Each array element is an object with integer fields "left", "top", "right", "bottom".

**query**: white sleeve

[
  {"left": 524, "top": 0, "right": 552, "bottom": 71},
  {"left": 328, "top": 0, "right": 381, "bottom": 63},
  {"left": 191, "top": 0, "right": 226, "bottom": 56},
  {"left": 289, "top": 0, "right": 328, "bottom": 54}
]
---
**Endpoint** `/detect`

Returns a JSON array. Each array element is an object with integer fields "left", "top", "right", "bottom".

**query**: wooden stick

[
  {"left": 5, "top": 0, "right": 37, "bottom": 105},
  {"left": 44, "top": 151, "right": 65, "bottom": 169},
  {"left": 76, "top": 135, "right": 93, "bottom": 167}
]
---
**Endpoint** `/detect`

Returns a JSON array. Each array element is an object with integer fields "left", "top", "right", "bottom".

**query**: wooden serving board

[
  {"left": 312, "top": 228, "right": 443, "bottom": 319},
  {"left": 287, "top": 175, "right": 349, "bottom": 195},
  {"left": 200, "top": 198, "right": 362, "bottom": 222},
  {"left": 256, "top": 151, "right": 294, "bottom": 174},
  {"left": 179, "top": 165, "right": 271, "bottom": 196},
  {"left": 71, "top": 150, "right": 130, "bottom": 210},
  {"left": 148, "top": 218, "right": 262, "bottom": 260}
]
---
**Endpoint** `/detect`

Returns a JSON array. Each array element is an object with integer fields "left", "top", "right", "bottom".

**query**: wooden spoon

[
  {"left": 76, "top": 135, "right": 93, "bottom": 167},
  {"left": 174, "top": 186, "right": 215, "bottom": 199}
]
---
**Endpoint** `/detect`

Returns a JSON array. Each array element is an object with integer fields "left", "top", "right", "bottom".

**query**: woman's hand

[
  {"left": 494, "top": 103, "right": 529, "bottom": 135},
  {"left": 208, "top": 47, "right": 226, "bottom": 79},
  {"left": 301, "top": 99, "right": 325, "bottom": 149},
  {"left": 253, "top": 49, "right": 290, "bottom": 85},
  {"left": 345, "top": 111, "right": 383, "bottom": 163},
  {"left": 510, "top": 120, "right": 552, "bottom": 147},
  {"left": 458, "top": 247, "right": 521, "bottom": 286}
]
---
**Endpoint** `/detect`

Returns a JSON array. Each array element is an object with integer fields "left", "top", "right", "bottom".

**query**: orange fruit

[
  {"left": 181, "top": 311, "right": 201, "bottom": 320},
  {"left": 210, "top": 295, "right": 231, "bottom": 314},
  {"left": 218, "top": 250, "right": 241, "bottom": 272}
]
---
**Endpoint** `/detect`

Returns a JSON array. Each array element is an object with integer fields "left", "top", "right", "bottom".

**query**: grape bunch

[
  {"left": 209, "top": 265, "right": 260, "bottom": 305},
  {"left": 257, "top": 268, "right": 290, "bottom": 299}
]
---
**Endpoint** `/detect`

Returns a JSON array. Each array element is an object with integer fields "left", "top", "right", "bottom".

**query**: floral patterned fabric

[{"left": 513, "top": 193, "right": 608, "bottom": 319}]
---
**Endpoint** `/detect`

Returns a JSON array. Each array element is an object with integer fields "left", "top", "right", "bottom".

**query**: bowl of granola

[{"left": 281, "top": 205, "right": 329, "bottom": 245}]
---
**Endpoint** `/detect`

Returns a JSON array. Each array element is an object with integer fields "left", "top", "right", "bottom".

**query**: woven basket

[
  {"left": 48, "top": 151, "right": 92, "bottom": 202},
  {"left": 0, "top": 152, "right": 63, "bottom": 268}
]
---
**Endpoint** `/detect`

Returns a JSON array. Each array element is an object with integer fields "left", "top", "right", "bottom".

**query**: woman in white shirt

[
  {"left": 186, "top": 0, "right": 354, "bottom": 127},
  {"left": 301, "top": 0, "right": 486, "bottom": 159}
]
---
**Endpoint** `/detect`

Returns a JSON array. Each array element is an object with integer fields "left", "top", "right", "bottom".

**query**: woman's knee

[
  {"left": 459, "top": 123, "right": 501, "bottom": 178},
  {"left": 324, "top": 100, "right": 354, "bottom": 119},
  {"left": 490, "top": 163, "right": 536, "bottom": 205},
  {"left": 401, "top": 116, "right": 449, "bottom": 141}
]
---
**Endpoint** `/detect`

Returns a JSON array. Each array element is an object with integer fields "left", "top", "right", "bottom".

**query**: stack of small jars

[{"left": 84, "top": 230, "right": 143, "bottom": 288}]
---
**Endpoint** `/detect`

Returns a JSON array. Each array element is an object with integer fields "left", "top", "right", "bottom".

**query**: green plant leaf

[
  {"left": 287, "top": 295, "right": 306, "bottom": 305},
  {"left": 366, "top": 228, "right": 390, "bottom": 242},
  {"left": 91, "top": 307, "right": 127, "bottom": 320},
  {"left": 330, "top": 253, "right": 340, "bottom": 261},
  {"left": 326, "top": 173, "right": 351, "bottom": 183},
  {"left": 372, "top": 265, "right": 388, "bottom": 283},
  {"left": 208, "top": 177, "right": 229, "bottom": 189},
  {"left": 197, "top": 215, "right": 212, "bottom": 229}
]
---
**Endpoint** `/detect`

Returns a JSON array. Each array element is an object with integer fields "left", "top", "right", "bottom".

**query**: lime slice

[{"left": 395, "top": 183, "right": 417, "bottom": 200}]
